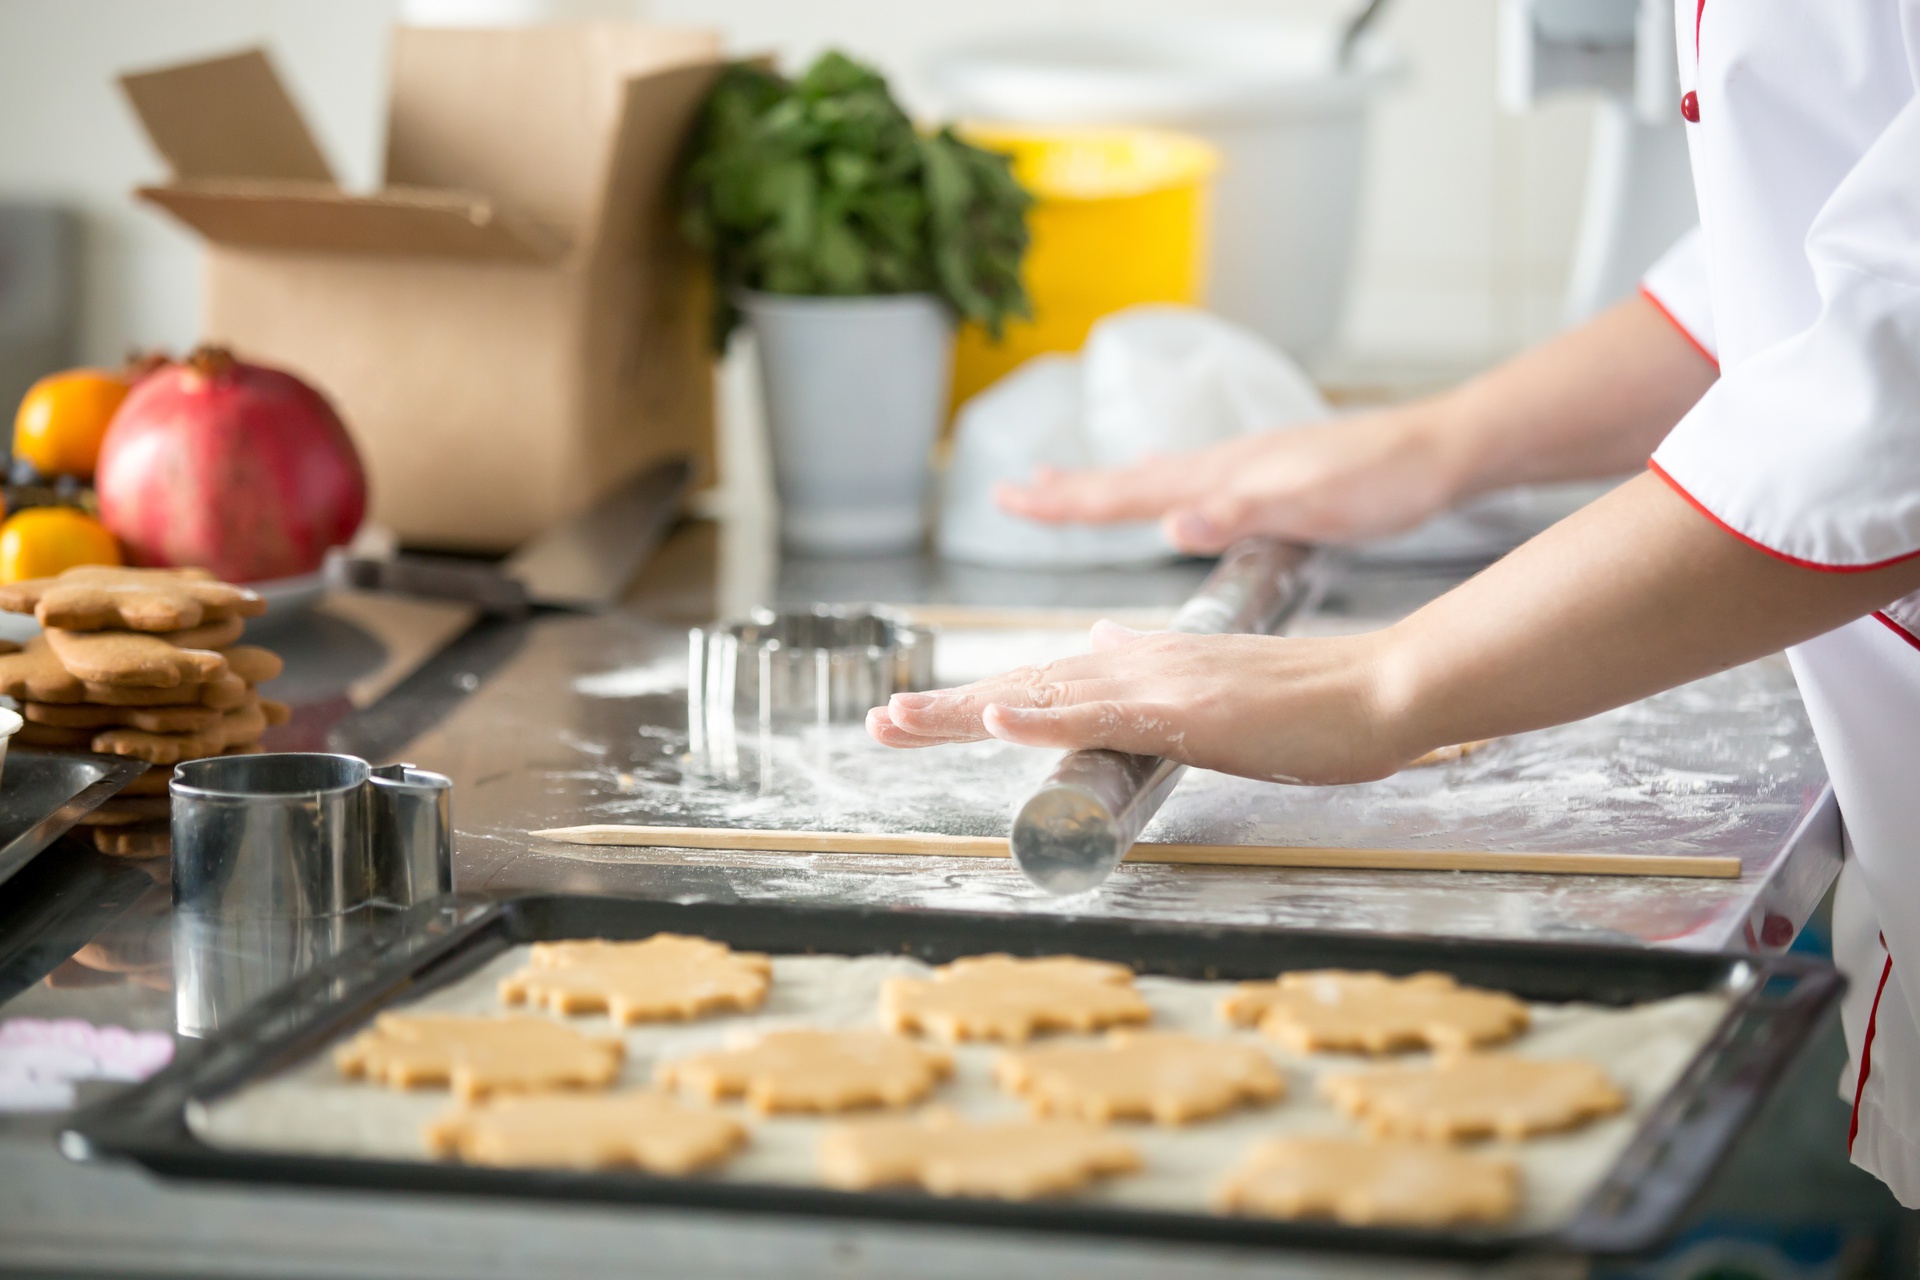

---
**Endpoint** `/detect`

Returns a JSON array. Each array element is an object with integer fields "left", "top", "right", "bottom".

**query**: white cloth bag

[{"left": 937, "top": 305, "right": 1328, "bottom": 567}]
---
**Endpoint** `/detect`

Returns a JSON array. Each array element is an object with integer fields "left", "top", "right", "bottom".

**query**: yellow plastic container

[{"left": 951, "top": 125, "right": 1219, "bottom": 414}]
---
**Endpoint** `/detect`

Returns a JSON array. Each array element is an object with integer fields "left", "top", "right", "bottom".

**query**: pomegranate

[{"left": 95, "top": 347, "right": 367, "bottom": 582}]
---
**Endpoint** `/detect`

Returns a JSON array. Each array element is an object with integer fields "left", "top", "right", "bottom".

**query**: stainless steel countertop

[
  {"left": 412, "top": 552, "right": 1837, "bottom": 955},
  {"left": 0, "top": 526, "right": 1839, "bottom": 1279}
]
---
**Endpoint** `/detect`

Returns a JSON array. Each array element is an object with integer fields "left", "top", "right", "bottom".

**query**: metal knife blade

[
  {"left": 327, "top": 457, "right": 694, "bottom": 615},
  {"left": 503, "top": 456, "right": 693, "bottom": 610}
]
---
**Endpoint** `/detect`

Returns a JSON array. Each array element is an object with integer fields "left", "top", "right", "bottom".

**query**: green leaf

[{"left": 678, "top": 51, "right": 1034, "bottom": 348}]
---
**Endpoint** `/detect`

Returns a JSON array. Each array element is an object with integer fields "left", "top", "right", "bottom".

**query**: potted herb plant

[{"left": 682, "top": 52, "right": 1032, "bottom": 555}]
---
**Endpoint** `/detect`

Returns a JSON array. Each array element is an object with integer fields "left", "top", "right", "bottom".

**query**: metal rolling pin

[{"left": 1009, "top": 538, "right": 1325, "bottom": 895}]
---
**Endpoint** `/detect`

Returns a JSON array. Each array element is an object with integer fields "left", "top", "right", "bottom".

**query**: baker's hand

[
  {"left": 865, "top": 620, "right": 1416, "bottom": 786},
  {"left": 992, "top": 408, "right": 1465, "bottom": 556}
]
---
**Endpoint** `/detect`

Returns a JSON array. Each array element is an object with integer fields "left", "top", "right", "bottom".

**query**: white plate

[{"left": 248, "top": 572, "right": 328, "bottom": 623}]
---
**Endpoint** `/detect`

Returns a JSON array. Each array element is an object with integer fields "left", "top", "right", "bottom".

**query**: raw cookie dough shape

[
  {"left": 995, "top": 1030, "right": 1285, "bottom": 1124},
  {"left": 1215, "top": 1136, "right": 1519, "bottom": 1227},
  {"left": 334, "top": 1013, "right": 622, "bottom": 1102},
  {"left": 425, "top": 1091, "right": 747, "bottom": 1173},
  {"left": 881, "top": 954, "right": 1151, "bottom": 1043},
  {"left": 1323, "top": 1053, "right": 1627, "bottom": 1141},
  {"left": 0, "top": 565, "right": 264, "bottom": 632},
  {"left": 658, "top": 1028, "right": 953, "bottom": 1113},
  {"left": 498, "top": 933, "right": 772, "bottom": 1024},
  {"left": 1221, "top": 971, "right": 1529, "bottom": 1055},
  {"left": 818, "top": 1110, "right": 1142, "bottom": 1199}
]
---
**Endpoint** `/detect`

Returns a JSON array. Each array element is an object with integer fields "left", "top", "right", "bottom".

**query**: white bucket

[
  {"left": 927, "top": 21, "right": 1401, "bottom": 360},
  {"left": 742, "top": 292, "right": 955, "bottom": 557}
]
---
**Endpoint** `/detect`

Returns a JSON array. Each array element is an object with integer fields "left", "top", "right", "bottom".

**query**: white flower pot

[{"left": 742, "top": 292, "right": 954, "bottom": 556}]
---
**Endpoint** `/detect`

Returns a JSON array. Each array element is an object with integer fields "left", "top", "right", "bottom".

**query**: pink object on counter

[{"left": 0, "top": 1017, "right": 174, "bottom": 1111}]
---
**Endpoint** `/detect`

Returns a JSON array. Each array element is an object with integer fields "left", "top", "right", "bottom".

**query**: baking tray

[
  {"left": 63, "top": 895, "right": 1840, "bottom": 1262},
  {"left": 0, "top": 748, "right": 148, "bottom": 889}
]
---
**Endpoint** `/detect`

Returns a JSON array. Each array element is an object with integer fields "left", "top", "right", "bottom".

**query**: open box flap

[
  {"left": 136, "top": 180, "right": 566, "bottom": 262},
  {"left": 386, "top": 25, "right": 721, "bottom": 252},
  {"left": 586, "top": 59, "right": 728, "bottom": 259},
  {"left": 119, "top": 48, "right": 336, "bottom": 183}
]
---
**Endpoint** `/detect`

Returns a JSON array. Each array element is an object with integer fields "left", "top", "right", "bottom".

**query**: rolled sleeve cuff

[
  {"left": 1651, "top": 263, "right": 1920, "bottom": 570},
  {"left": 1641, "top": 226, "right": 1719, "bottom": 368}
]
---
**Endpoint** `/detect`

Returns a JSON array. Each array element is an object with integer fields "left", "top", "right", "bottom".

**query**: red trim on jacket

[
  {"left": 1639, "top": 285, "right": 1720, "bottom": 370},
  {"left": 1851, "top": 942, "right": 1895, "bottom": 1155},
  {"left": 1875, "top": 611, "right": 1920, "bottom": 652},
  {"left": 1649, "top": 461, "right": 1920, "bottom": 573},
  {"left": 1695, "top": 0, "right": 1706, "bottom": 55}
]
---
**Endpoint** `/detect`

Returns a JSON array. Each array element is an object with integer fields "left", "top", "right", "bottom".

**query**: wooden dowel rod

[
  {"left": 529, "top": 824, "right": 1741, "bottom": 880},
  {"left": 881, "top": 604, "right": 1176, "bottom": 631}
]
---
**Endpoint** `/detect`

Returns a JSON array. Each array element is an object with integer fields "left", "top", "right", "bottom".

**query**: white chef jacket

[{"left": 1638, "top": 0, "right": 1920, "bottom": 1205}]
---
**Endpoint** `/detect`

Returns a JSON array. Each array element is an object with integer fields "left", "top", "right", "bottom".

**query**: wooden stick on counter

[{"left": 528, "top": 825, "right": 1742, "bottom": 880}]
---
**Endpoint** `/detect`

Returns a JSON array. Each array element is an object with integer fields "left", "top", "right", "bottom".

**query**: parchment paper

[{"left": 190, "top": 950, "right": 1731, "bottom": 1233}]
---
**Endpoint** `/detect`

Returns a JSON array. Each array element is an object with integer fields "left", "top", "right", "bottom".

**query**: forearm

[
  {"left": 1417, "top": 296, "right": 1720, "bottom": 505},
  {"left": 1375, "top": 471, "right": 1920, "bottom": 759}
]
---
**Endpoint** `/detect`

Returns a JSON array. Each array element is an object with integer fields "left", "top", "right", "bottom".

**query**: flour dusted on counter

[{"left": 572, "top": 655, "right": 686, "bottom": 698}]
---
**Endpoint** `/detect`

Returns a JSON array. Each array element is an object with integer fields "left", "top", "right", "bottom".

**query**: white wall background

[{"left": 0, "top": 0, "right": 1597, "bottom": 375}]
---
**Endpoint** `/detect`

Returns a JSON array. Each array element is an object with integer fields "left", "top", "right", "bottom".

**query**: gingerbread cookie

[
  {"left": 818, "top": 1110, "right": 1142, "bottom": 1199},
  {"left": 23, "top": 699, "right": 227, "bottom": 733},
  {"left": 0, "top": 637, "right": 85, "bottom": 702},
  {"left": 499, "top": 934, "right": 773, "bottom": 1024},
  {"left": 1221, "top": 971, "right": 1529, "bottom": 1055},
  {"left": 658, "top": 1029, "right": 952, "bottom": 1114},
  {"left": 335, "top": 1013, "right": 622, "bottom": 1102},
  {"left": 119, "top": 767, "right": 173, "bottom": 797},
  {"left": 1323, "top": 1054, "right": 1626, "bottom": 1141},
  {"left": 43, "top": 627, "right": 229, "bottom": 688},
  {"left": 995, "top": 1031, "right": 1284, "bottom": 1124},
  {"left": 222, "top": 645, "right": 283, "bottom": 685},
  {"left": 90, "top": 699, "right": 270, "bottom": 765},
  {"left": 14, "top": 721, "right": 97, "bottom": 749},
  {"left": 425, "top": 1091, "right": 747, "bottom": 1173},
  {"left": 153, "top": 615, "right": 247, "bottom": 650},
  {"left": 0, "top": 566, "right": 264, "bottom": 632},
  {"left": 881, "top": 955, "right": 1151, "bottom": 1043},
  {"left": 89, "top": 823, "right": 170, "bottom": 859},
  {"left": 76, "top": 796, "right": 173, "bottom": 827},
  {"left": 1215, "top": 1136, "right": 1519, "bottom": 1226},
  {"left": 80, "top": 667, "right": 255, "bottom": 708}
]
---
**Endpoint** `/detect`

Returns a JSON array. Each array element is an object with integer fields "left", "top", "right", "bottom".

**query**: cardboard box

[{"left": 121, "top": 28, "right": 724, "bottom": 552}]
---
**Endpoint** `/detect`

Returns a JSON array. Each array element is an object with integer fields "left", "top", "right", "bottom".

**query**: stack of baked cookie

[{"left": 0, "top": 566, "right": 289, "bottom": 856}]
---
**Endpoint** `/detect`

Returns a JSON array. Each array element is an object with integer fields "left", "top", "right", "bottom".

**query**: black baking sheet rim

[{"left": 64, "top": 894, "right": 1842, "bottom": 1262}]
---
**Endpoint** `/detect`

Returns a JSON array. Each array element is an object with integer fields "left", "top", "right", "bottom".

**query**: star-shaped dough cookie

[
  {"left": 1214, "top": 1136, "right": 1519, "bottom": 1227},
  {"left": 819, "top": 1110, "right": 1142, "bottom": 1199},
  {"left": 425, "top": 1091, "right": 746, "bottom": 1173},
  {"left": 657, "top": 1028, "right": 952, "bottom": 1113},
  {"left": 1323, "top": 1053, "right": 1626, "bottom": 1141},
  {"left": 498, "top": 934, "right": 772, "bottom": 1024},
  {"left": 334, "top": 1013, "right": 622, "bottom": 1101},
  {"left": 995, "top": 1030, "right": 1284, "bottom": 1124},
  {"left": 1220, "top": 971, "right": 1528, "bottom": 1054},
  {"left": 881, "top": 954, "right": 1151, "bottom": 1043}
]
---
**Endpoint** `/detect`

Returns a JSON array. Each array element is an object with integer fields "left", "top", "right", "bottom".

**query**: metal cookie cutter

[
  {"left": 170, "top": 753, "right": 453, "bottom": 918},
  {"left": 688, "top": 605, "right": 935, "bottom": 749}
]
